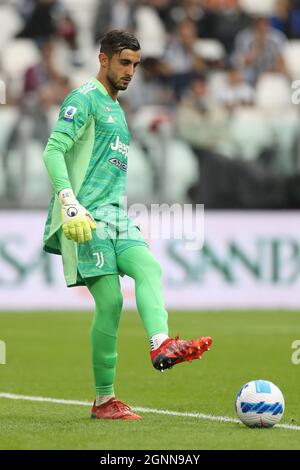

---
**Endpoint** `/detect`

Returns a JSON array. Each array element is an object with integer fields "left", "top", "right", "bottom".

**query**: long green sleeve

[{"left": 43, "top": 131, "right": 75, "bottom": 194}]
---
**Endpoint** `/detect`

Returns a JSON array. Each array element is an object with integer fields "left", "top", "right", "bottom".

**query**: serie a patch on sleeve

[{"left": 63, "top": 106, "right": 78, "bottom": 122}]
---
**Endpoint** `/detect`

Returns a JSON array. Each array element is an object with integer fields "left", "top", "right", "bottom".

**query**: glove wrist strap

[{"left": 59, "top": 188, "right": 77, "bottom": 206}]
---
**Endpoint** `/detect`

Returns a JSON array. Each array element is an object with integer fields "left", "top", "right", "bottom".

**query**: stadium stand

[{"left": 0, "top": 0, "right": 299, "bottom": 209}]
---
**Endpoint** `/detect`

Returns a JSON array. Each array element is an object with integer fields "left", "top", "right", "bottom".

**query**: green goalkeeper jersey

[{"left": 44, "top": 78, "right": 131, "bottom": 255}]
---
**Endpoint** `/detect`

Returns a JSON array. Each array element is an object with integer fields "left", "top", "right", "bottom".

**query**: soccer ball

[{"left": 235, "top": 380, "right": 285, "bottom": 428}]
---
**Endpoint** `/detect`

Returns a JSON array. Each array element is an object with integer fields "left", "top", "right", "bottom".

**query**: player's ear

[{"left": 99, "top": 52, "right": 109, "bottom": 68}]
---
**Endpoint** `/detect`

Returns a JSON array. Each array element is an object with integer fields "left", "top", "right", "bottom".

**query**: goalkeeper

[{"left": 43, "top": 30, "right": 212, "bottom": 420}]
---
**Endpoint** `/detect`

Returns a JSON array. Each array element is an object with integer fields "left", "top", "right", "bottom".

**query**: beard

[{"left": 107, "top": 72, "right": 128, "bottom": 91}]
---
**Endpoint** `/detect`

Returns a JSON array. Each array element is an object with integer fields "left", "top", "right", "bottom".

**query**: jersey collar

[{"left": 91, "top": 78, "right": 119, "bottom": 103}]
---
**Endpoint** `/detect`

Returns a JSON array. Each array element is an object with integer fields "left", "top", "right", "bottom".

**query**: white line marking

[{"left": 0, "top": 392, "right": 299, "bottom": 431}]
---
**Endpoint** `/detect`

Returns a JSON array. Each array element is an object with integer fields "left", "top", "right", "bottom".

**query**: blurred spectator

[
  {"left": 170, "top": 0, "right": 207, "bottom": 34},
  {"left": 93, "top": 0, "right": 137, "bottom": 44},
  {"left": 201, "top": 0, "right": 251, "bottom": 55},
  {"left": 176, "top": 73, "right": 229, "bottom": 154},
  {"left": 187, "top": 149, "right": 300, "bottom": 209},
  {"left": 0, "top": 0, "right": 299, "bottom": 209},
  {"left": 16, "top": 0, "right": 58, "bottom": 45},
  {"left": 163, "top": 19, "right": 207, "bottom": 97},
  {"left": 146, "top": 0, "right": 177, "bottom": 33},
  {"left": 164, "top": 19, "right": 206, "bottom": 74},
  {"left": 23, "top": 39, "right": 71, "bottom": 106},
  {"left": 134, "top": 0, "right": 168, "bottom": 57},
  {"left": 271, "top": 0, "right": 292, "bottom": 34},
  {"left": 126, "top": 57, "right": 174, "bottom": 113},
  {"left": 2, "top": 35, "right": 71, "bottom": 198},
  {"left": 233, "top": 15, "right": 289, "bottom": 84},
  {"left": 217, "top": 66, "right": 255, "bottom": 109},
  {"left": 271, "top": 0, "right": 300, "bottom": 38},
  {"left": 17, "top": 0, "right": 35, "bottom": 20},
  {"left": 290, "top": 0, "right": 300, "bottom": 37},
  {"left": 56, "top": 11, "right": 81, "bottom": 66},
  {"left": 56, "top": 13, "right": 77, "bottom": 51},
  {"left": 16, "top": 0, "right": 79, "bottom": 58}
]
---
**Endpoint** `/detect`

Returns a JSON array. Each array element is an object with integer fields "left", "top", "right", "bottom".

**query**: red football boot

[
  {"left": 91, "top": 398, "right": 141, "bottom": 420},
  {"left": 150, "top": 336, "right": 213, "bottom": 371}
]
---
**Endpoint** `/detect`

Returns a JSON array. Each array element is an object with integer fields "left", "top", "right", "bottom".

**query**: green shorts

[{"left": 74, "top": 219, "right": 148, "bottom": 286}]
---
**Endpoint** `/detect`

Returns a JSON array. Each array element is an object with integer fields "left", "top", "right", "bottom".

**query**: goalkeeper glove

[{"left": 59, "top": 188, "right": 97, "bottom": 243}]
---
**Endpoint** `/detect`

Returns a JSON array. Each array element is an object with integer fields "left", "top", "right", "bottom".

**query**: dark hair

[{"left": 100, "top": 30, "right": 141, "bottom": 57}]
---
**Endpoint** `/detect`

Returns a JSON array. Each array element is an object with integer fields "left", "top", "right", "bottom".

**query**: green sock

[
  {"left": 117, "top": 246, "right": 169, "bottom": 338},
  {"left": 85, "top": 274, "right": 123, "bottom": 396},
  {"left": 85, "top": 246, "right": 168, "bottom": 396}
]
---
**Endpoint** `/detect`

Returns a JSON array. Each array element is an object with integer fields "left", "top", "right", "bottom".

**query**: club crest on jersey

[
  {"left": 110, "top": 135, "right": 129, "bottom": 158},
  {"left": 64, "top": 106, "right": 78, "bottom": 122}
]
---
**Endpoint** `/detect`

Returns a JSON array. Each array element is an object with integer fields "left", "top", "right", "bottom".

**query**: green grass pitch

[{"left": 0, "top": 311, "right": 300, "bottom": 450}]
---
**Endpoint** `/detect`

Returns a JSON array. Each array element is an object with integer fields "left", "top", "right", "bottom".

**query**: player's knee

[
  {"left": 95, "top": 291, "right": 123, "bottom": 315},
  {"left": 135, "top": 256, "right": 162, "bottom": 281},
  {"left": 115, "top": 290, "right": 123, "bottom": 313},
  {"left": 107, "top": 292, "right": 123, "bottom": 316}
]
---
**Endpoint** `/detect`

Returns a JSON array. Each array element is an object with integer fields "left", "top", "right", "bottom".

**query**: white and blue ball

[{"left": 235, "top": 380, "right": 284, "bottom": 428}]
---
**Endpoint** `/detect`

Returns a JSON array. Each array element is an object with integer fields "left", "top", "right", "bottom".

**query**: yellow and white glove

[{"left": 59, "top": 188, "right": 97, "bottom": 243}]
